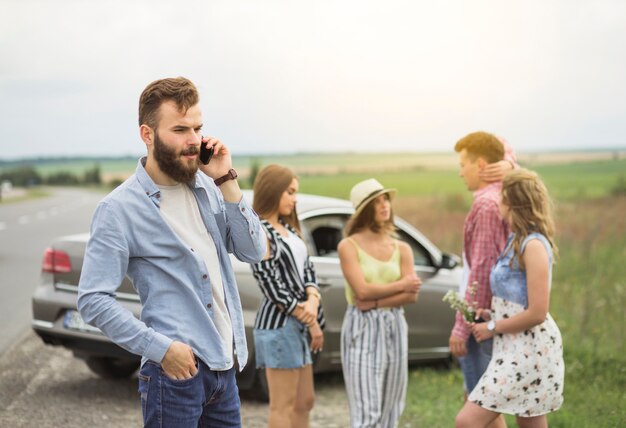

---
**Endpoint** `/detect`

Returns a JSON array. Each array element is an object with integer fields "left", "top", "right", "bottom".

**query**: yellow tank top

[{"left": 344, "top": 238, "right": 402, "bottom": 306}]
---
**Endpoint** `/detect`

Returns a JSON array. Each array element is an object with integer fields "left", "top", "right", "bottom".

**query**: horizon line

[{"left": 2, "top": 146, "right": 626, "bottom": 163}]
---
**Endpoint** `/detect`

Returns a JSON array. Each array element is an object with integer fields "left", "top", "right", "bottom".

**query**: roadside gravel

[{"left": 0, "top": 332, "right": 349, "bottom": 427}]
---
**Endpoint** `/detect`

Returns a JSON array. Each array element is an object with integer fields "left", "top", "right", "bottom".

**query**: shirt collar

[
  {"left": 135, "top": 157, "right": 203, "bottom": 206},
  {"left": 473, "top": 181, "right": 502, "bottom": 199},
  {"left": 136, "top": 157, "right": 160, "bottom": 199}
]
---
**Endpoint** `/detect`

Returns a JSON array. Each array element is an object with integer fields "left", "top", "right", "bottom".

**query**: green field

[
  {"left": 296, "top": 158, "right": 626, "bottom": 202},
  {"left": 4, "top": 153, "right": 624, "bottom": 202}
]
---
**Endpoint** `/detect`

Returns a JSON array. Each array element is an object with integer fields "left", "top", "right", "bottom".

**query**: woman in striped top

[
  {"left": 251, "top": 164, "right": 325, "bottom": 428},
  {"left": 337, "top": 178, "right": 421, "bottom": 428}
]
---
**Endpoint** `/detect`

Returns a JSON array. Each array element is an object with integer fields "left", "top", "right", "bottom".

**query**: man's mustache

[{"left": 181, "top": 146, "right": 200, "bottom": 156}]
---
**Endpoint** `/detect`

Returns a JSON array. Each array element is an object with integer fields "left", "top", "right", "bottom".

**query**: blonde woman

[
  {"left": 250, "top": 164, "right": 325, "bottom": 428},
  {"left": 456, "top": 169, "right": 564, "bottom": 428},
  {"left": 337, "top": 178, "right": 421, "bottom": 428}
]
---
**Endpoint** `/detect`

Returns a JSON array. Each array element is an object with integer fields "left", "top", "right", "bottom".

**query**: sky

[{"left": 1, "top": 0, "right": 625, "bottom": 159}]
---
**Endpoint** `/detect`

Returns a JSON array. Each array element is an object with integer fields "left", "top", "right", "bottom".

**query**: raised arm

[
  {"left": 221, "top": 196, "right": 266, "bottom": 263},
  {"left": 479, "top": 135, "right": 520, "bottom": 182}
]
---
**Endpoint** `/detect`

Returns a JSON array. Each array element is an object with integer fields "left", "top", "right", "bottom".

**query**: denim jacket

[
  {"left": 490, "top": 232, "right": 553, "bottom": 309},
  {"left": 78, "top": 158, "right": 266, "bottom": 370}
]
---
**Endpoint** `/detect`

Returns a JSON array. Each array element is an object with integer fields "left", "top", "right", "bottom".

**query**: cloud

[{"left": 1, "top": 0, "right": 625, "bottom": 159}]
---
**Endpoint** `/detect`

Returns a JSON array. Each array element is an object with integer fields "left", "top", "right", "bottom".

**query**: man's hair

[
  {"left": 454, "top": 131, "right": 505, "bottom": 164},
  {"left": 138, "top": 77, "right": 199, "bottom": 129}
]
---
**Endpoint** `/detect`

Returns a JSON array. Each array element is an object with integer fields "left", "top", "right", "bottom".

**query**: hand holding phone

[{"left": 200, "top": 138, "right": 214, "bottom": 165}]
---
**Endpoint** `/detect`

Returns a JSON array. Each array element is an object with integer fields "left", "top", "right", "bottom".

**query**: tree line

[{"left": 0, "top": 164, "right": 102, "bottom": 186}]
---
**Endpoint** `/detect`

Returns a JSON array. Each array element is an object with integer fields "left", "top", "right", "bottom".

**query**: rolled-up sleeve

[
  {"left": 77, "top": 202, "right": 172, "bottom": 363},
  {"left": 303, "top": 257, "right": 319, "bottom": 290},
  {"left": 222, "top": 197, "right": 266, "bottom": 263}
]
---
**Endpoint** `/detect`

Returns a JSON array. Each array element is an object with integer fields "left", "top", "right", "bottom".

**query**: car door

[
  {"left": 393, "top": 222, "right": 458, "bottom": 360},
  {"left": 299, "top": 211, "right": 349, "bottom": 373}
]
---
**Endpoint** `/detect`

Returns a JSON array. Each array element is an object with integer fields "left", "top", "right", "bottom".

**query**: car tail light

[{"left": 42, "top": 248, "right": 72, "bottom": 273}]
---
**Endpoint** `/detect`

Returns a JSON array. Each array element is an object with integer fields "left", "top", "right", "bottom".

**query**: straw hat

[{"left": 350, "top": 178, "right": 397, "bottom": 217}]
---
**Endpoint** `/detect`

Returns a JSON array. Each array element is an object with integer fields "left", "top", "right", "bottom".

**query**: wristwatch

[
  {"left": 487, "top": 319, "right": 496, "bottom": 333},
  {"left": 214, "top": 169, "right": 238, "bottom": 186}
]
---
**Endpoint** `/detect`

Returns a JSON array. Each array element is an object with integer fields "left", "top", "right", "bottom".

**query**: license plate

[{"left": 63, "top": 310, "right": 102, "bottom": 334}]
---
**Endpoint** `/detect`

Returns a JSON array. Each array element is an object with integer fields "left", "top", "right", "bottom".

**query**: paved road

[{"left": 0, "top": 187, "right": 103, "bottom": 356}]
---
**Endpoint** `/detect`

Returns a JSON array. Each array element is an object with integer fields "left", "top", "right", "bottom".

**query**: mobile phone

[{"left": 200, "top": 140, "right": 214, "bottom": 165}]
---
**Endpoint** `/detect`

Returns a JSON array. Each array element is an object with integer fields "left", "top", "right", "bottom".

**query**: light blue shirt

[{"left": 77, "top": 158, "right": 266, "bottom": 370}]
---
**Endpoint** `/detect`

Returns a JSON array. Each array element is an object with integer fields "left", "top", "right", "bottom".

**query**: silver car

[{"left": 32, "top": 191, "right": 460, "bottom": 395}]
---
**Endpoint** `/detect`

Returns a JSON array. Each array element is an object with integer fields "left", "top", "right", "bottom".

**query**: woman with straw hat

[{"left": 337, "top": 178, "right": 422, "bottom": 428}]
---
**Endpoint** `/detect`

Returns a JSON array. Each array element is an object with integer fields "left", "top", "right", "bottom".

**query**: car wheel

[{"left": 85, "top": 356, "right": 139, "bottom": 379}]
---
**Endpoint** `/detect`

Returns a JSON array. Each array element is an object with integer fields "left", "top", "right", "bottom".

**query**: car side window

[
  {"left": 301, "top": 214, "right": 348, "bottom": 258},
  {"left": 395, "top": 229, "right": 433, "bottom": 267},
  {"left": 302, "top": 213, "right": 433, "bottom": 267}
]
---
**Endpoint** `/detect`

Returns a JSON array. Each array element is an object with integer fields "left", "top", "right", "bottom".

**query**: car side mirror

[{"left": 440, "top": 253, "right": 460, "bottom": 270}]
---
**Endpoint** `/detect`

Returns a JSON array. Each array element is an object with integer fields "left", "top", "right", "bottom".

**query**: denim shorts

[{"left": 254, "top": 317, "right": 313, "bottom": 369}]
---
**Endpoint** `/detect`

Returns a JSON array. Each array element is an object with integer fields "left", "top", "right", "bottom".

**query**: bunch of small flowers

[{"left": 442, "top": 282, "right": 479, "bottom": 323}]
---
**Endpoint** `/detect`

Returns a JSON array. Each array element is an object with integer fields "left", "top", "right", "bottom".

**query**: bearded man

[{"left": 78, "top": 77, "right": 266, "bottom": 427}]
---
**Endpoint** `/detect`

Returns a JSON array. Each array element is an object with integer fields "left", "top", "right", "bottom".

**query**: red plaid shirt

[{"left": 452, "top": 182, "right": 510, "bottom": 341}]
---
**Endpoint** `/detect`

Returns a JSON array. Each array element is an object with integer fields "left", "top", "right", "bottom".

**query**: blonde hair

[
  {"left": 502, "top": 169, "right": 558, "bottom": 269},
  {"left": 252, "top": 164, "right": 301, "bottom": 234},
  {"left": 345, "top": 193, "right": 396, "bottom": 237}
]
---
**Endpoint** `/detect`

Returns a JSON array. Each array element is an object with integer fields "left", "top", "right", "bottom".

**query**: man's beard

[{"left": 153, "top": 132, "right": 199, "bottom": 184}]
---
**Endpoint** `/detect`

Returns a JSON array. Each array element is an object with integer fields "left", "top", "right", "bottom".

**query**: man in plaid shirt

[{"left": 450, "top": 132, "right": 518, "bottom": 422}]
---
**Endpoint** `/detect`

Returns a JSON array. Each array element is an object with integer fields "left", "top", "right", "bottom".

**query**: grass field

[
  {"left": 395, "top": 196, "right": 626, "bottom": 427},
  {"left": 6, "top": 151, "right": 625, "bottom": 201},
  {"left": 296, "top": 158, "right": 626, "bottom": 202}
]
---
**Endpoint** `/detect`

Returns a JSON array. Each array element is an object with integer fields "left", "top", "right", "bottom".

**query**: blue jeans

[
  {"left": 458, "top": 335, "right": 493, "bottom": 394},
  {"left": 138, "top": 359, "right": 241, "bottom": 427}
]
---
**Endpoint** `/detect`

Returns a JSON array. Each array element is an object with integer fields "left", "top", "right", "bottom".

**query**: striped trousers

[{"left": 341, "top": 305, "right": 408, "bottom": 428}]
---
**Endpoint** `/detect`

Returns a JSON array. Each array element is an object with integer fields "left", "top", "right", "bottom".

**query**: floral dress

[{"left": 468, "top": 233, "right": 564, "bottom": 417}]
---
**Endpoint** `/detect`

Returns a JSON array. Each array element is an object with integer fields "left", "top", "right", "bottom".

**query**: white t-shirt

[
  {"left": 282, "top": 229, "right": 308, "bottom": 281},
  {"left": 157, "top": 183, "right": 233, "bottom": 370}
]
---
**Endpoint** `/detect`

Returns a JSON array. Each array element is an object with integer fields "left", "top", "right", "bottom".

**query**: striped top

[{"left": 251, "top": 220, "right": 326, "bottom": 330}]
